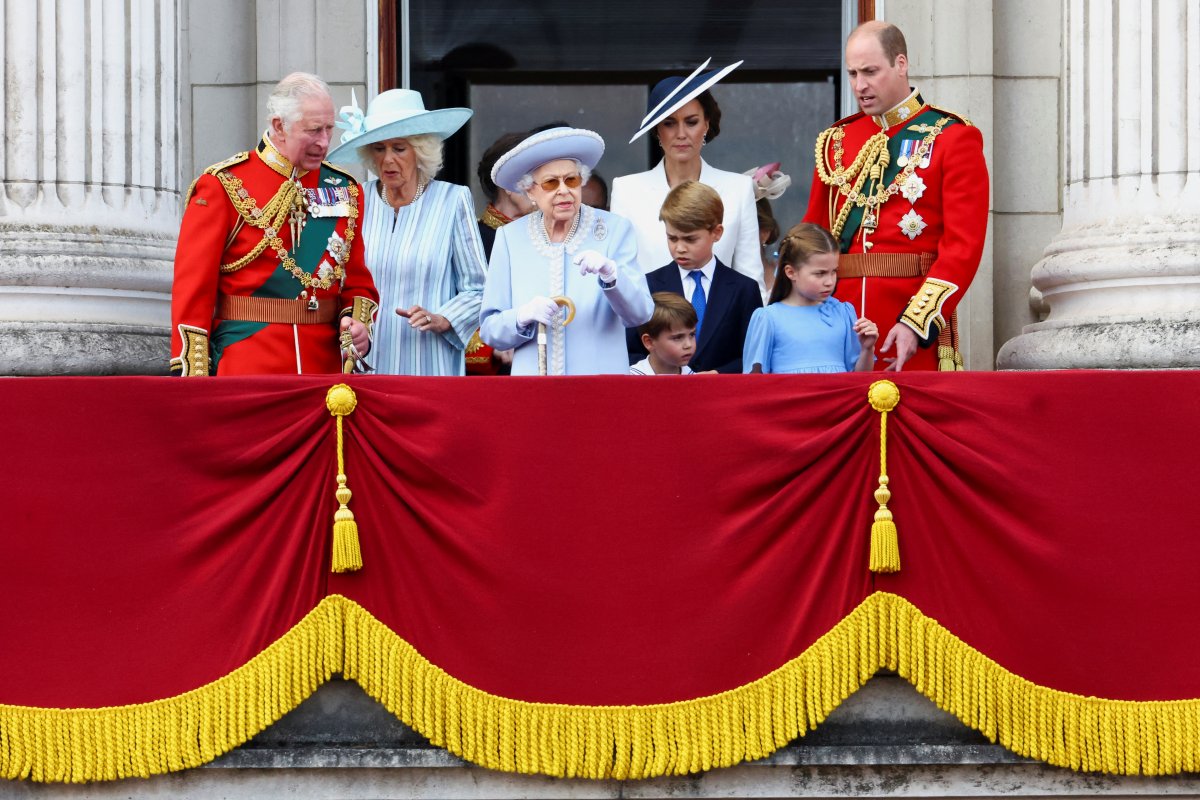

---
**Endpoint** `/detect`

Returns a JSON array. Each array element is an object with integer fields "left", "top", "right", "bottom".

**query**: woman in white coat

[{"left": 610, "top": 60, "right": 764, "bottom": 295}]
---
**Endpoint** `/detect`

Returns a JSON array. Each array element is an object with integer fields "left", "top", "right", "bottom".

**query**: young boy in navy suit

[{"left": 627, "top": 181, "right": 762, "bottom": 373}]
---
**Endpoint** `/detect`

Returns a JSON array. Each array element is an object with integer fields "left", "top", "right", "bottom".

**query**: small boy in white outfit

[{"left": 630, "top": 292, "right": 697, "bottom": 375}]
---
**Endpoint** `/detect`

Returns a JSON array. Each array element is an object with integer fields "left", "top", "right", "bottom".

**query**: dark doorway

[{"left": 387, "top": 1, "right": 845, "bottom": 230}]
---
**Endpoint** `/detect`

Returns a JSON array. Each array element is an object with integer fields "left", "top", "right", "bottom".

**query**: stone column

[
  {"left": 887, "top": 0, "right": 996, "bottom": 369},
  {"left": 0, "top": 0, "right": 177, "bottom": 375},
  {"left": 998, "top": 0, "right": 1200, "bottom": 369}
]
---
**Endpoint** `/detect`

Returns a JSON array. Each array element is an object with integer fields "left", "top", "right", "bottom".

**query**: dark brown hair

[
  {"left": 696, "top": 90, "right": 722, "bottom": 141},
  {"left": 656, "top": 90, "right": 723, "bottom": 145},
  {"left": 756, "top": 198, "right": 780, "bottom": 245},
  {"left": 477, "top": 131, "right": 529, "bottom": 202}
]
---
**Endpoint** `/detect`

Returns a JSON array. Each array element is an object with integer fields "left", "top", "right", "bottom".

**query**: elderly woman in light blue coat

[{"left": 479, "top": 127, "right": 652, "bottom": 375}]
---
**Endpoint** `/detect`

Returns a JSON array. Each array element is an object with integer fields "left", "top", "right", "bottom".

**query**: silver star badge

[
  {"left": 898, "top": 209, "right": 927, "bottom": 240},
  {"left": 326, "top": 231, "right": 346, "bottom": 261}
]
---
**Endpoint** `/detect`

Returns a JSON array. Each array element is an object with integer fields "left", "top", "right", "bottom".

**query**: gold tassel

[
  {"left": 326, "top": 384, "right": 362, "bottom": 573},
  {"left": 868, "top": 380, "right": 901, "bottom": 573},
  {"left": 937, "top": 345, "right": 959, "bottom": 372}
]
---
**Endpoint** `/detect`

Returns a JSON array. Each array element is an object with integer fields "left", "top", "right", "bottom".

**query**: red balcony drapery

[{"left": 2, "top": 372, "right": 1198, "bottom": 782}]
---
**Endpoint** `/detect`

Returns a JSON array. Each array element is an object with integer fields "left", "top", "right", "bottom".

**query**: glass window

[{"left": 398, "top": 0, "right": 843, "bottom": 228}]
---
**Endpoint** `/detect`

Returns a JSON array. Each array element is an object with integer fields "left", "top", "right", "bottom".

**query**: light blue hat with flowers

[{"left": 326, "top": 89, "right": 472, "bottom": 164}]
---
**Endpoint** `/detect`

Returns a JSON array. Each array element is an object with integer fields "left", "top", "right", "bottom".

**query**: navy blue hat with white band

[{"left": 629, "top": 59, "right": 744, "bottom": 144}]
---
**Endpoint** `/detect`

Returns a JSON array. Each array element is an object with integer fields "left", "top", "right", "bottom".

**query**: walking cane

[{"left": 538, "top": 296, "right": 576, "bottom": 376}]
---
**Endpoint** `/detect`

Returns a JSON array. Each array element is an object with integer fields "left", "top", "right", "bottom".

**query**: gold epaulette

[
  {"left": 184, "top": 152, "right": 251, "bottom": 204},
  {"left": 206, "top": 151, "right": 252, "bottom": 175}
]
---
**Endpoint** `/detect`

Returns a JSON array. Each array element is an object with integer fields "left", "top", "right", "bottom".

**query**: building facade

[
  {"left": 2, "top": 1, "right": 1199, "bottom": 796},
  {"left": 4, "top": 0, "right": 1197, "bottom": 376}
]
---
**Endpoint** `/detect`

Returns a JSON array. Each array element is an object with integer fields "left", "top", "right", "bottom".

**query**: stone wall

[
  {"left": 181, "top": 0, "right": 373, "bottom": 187},
  {"left": 990, "top": 0, "right": 1063, "bottom": 355},
  {"left": 0, "top": 0, "right": 181, "bottom": 375},
  {"left": 998, "top": 0, "right": 1200, "bottom": 368}
]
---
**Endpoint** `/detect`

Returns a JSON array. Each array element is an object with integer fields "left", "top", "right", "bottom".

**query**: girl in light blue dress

[{"left": 743, "top": 223, "right": 877, "bottom": 373}]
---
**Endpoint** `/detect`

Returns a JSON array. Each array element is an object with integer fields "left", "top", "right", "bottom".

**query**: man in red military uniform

[
  {"left": 171, "top": 72, "right": 379, "bottom": 376},
  {"left": 804, "top": 21, "right": 989, "bottom": 371}
]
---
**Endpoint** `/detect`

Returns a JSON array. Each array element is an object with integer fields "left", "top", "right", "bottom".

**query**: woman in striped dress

[{"left": 327, "top": 89, "right": 486, "bottom": 375}]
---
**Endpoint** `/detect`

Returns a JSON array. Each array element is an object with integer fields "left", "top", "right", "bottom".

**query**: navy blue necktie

[{"left": 689, "top": 271, "right": 706, "bottom": 337}]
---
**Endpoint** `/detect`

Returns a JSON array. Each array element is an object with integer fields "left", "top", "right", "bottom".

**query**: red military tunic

[
  {"left": 803, "top": 90, "right": 989, "bottom": 370},
  {"left": 170, "top": 134, "right": 379, "bottom": 376}
]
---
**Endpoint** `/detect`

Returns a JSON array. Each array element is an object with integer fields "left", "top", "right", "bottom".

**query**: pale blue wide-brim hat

[
  {"left": 491, "top": 127, "right": 605, "bottom": 193},
  {"left": 326, "top": 88, "right": 472, "bottom": 164}
]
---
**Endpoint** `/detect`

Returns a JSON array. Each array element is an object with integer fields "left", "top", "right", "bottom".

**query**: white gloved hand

[
  {"left": 516, "top": 296, "right": 559, "bottom": 327},
  {"left": 574, "top": 249, "right": 617, "bottom": 283}
]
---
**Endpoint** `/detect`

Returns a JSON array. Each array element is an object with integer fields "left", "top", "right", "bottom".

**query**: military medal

[
  {"left": 900, "top": 174, "right": 926, "bottom": 204},
  {"left": 326, "top": 231, "right": 347, "bottom": 261},
  {"left": 306, "top": 187, "right": 353, "bottom": 218},
  {"left": 896, "top": 139, "right": 919, "bottom": 168},
  {"left": 898, "top": 209, "right": 927, "bottom": 240}
]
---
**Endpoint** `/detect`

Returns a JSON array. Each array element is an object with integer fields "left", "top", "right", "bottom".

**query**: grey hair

[
  {"left": 267, "top": 72, "right": 332, "bottom": 132},
  {"left": 516, "top": 160, "right": 592, "bottom": 196},
  {"left": 358, "top": 134, "right": 445, "bottom": 180}
]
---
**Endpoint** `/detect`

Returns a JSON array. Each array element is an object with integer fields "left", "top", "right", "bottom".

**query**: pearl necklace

[
  {"left": 382, "top": 178, "right": 427, "bottom": 209},
  {"left": 540, "top": 209, "right": 580, "bottom": 246}
]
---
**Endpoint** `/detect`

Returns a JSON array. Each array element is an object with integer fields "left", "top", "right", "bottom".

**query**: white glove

[
  {"left": 516, "top": 296, "right": 559, "bottom": 327},
  {"left": 574, "top": 249, "right": 617, "bottom": 283}
]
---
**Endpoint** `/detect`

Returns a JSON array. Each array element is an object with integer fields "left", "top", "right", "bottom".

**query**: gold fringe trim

[
  {"left": 4, "top": 593, "right": 1200, "bottom": 783},
  {"left": 873, "top": 592, "right": 1200, "bottom": 776},
  {"left": 0, "top": 598, "right": 344, "bottom": 783}
]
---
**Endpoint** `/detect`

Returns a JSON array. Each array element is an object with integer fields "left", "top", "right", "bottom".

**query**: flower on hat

[
  {"left": 336, "top": 89, "right": 366, "bottom": 145},
  {"left": 743, "top": 163, "right": 792, "bottom": 202}
]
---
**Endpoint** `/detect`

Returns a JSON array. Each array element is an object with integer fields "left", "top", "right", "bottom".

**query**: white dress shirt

[{"left": 678, "top": 257, "right": 717, "bottom": 303}]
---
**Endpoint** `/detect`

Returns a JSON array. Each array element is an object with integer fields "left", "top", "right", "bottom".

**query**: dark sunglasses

[{"left": 536, "top": 174, "right": 583, "bottom": 192}]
